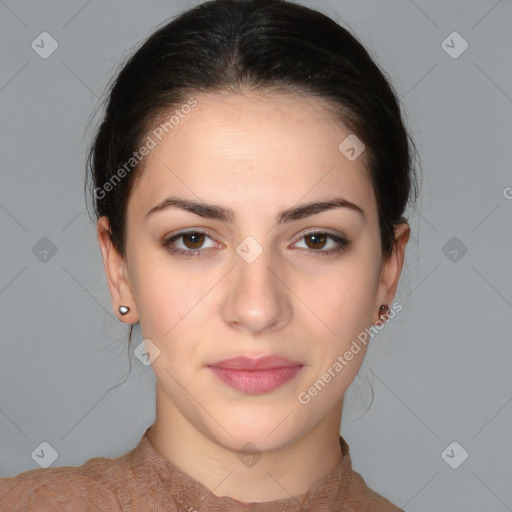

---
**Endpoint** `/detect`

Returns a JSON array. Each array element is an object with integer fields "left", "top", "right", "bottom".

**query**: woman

[{"left": 0, "top": 0, "right": 418, "bottom": 509}]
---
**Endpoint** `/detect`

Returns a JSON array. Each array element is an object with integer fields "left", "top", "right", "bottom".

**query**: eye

[
  {"left": 163, "top": 230, "right": 217, "bottom": 258},
  {"left": 292, "top": 231, "right": 349, "bottom": 256},
  {"left": 163, "top": 229, "right": 349, "bottom": 259}
]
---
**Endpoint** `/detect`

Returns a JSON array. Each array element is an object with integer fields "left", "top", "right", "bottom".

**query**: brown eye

[
  {"left": 163, "top": 230, "right": 217, "bottom": 258},
  {"left": 304, "top": 232, "right": 328, "bottom": 250},
  {"left": 293, "top": 231, "right": 349, "bottom": 256},
  {"left": 181, "top": 232, "right": 205, "bottom": 249}
]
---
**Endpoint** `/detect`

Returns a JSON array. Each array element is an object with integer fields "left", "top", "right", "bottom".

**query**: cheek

[
  {"left": 127, "top": 245, "right": 215, "bottom": 368},
  {"left": 307, "top": 256, "right": 379, "bottom": 338},
  {"left": 127, "top": 246, "right": 183, "bottom": 337},
  {"left": 296, "top": 263, "right": 378, "bottom": 405}
]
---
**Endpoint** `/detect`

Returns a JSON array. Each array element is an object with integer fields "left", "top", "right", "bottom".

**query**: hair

[{"left": 85, "top": 0, "right": 420, "bottom": 372}]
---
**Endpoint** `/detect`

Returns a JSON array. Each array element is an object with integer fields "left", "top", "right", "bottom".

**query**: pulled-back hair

[{"left": 86, "top": 0, "right": 420, "bottom": 262}]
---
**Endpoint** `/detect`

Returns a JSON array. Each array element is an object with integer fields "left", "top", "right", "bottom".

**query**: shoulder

[
  {"left": 0, "top": 448, "right": 136, "bottom": 512},
  {"left": 338, "top": 436, "right": 404, "bottom": 512},
  {"left": 344, "top": 468, "right": 405, "bottom": 512}
]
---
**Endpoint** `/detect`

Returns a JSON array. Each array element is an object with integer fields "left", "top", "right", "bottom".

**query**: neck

[{"left": 146, "top": 383, "right": 344, "bottom": 503}]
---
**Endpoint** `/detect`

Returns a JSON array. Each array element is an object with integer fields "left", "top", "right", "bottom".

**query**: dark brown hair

[{"left": 85, "top": 0, "right": 420, "bottom": 369}]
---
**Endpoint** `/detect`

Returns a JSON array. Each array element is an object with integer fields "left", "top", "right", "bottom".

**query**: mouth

[{"left": 207, "top": 355, "right": 304, "bottom": 394}]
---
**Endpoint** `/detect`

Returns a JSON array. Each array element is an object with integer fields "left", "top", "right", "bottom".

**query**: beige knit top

[{"left": 0, "top": 426, "right": 404, "bottom": 511}]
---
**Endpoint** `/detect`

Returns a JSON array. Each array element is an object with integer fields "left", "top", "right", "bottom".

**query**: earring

[
  {"left": 378, "top": 304, "right": 390, "bottom": 322},
  {"left": 119, "top": 305, "right": 130, "bottom": 315}
]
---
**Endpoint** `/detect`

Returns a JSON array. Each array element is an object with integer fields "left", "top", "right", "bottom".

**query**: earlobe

[
  {"left": 373, "top": 223, "right": 410, "bottom": 324},
  {"left": 96, "top": 217, "right": 138, "bottom": 323}
]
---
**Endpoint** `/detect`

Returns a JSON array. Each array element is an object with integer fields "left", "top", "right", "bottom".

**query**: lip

[
  {"left": 208, "top": 355, "right": 303, "bottom": 370},
  {"left": 207, "top": 355, "right": 304, "bottom": 394}
]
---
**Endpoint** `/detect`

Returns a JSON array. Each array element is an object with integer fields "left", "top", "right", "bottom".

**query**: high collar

[{"left": 130, "top": 426, "right": 353, "bottom": 511}]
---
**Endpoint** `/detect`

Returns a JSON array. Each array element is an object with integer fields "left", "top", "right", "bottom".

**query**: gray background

[{"left": 1, "top": 0, "right": 511, "bottom": 510}]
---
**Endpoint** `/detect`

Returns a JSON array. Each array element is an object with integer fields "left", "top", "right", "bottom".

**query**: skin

[{"left": 97, "top": 90, "right": 409, "bottom": 503}]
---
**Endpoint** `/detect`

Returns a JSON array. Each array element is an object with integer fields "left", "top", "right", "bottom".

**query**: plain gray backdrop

[{"left": 1, "top": 1, "right": 511, "bottom": 511}]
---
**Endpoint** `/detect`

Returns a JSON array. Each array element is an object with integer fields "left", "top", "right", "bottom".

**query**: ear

[
  {"left": 373, "top": 223, "right": 410, "bottom": 324},
  {"left": 97, "top": 217, "right": 138, "bottom": 323}
]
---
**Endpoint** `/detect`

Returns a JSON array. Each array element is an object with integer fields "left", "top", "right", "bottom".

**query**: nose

[{"left": 221, "top": 249, "right": 293, "bottom": 336}]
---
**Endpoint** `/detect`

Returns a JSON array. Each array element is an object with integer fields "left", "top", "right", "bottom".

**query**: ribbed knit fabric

[{"left": 0, "top": 426, "right": 404, "bottom": 511}]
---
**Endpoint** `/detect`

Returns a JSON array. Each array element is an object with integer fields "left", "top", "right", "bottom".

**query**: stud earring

[
  {"left": 119, "top": 305, "right": 130, "bottom": 315},
  {"left": 378, "top": 304, "right": 390, "bottom": 321}
]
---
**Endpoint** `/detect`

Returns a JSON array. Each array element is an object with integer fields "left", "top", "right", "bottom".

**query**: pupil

[
  {"left": 308, "top": 233, "right": 325, "bottom": 249},
  {"left": 186, "top": 232, "right": 203, "bottom": 248}
]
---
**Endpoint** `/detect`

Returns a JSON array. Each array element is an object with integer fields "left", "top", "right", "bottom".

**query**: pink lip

[
  {"left": 209, "top": 355, "right": 302, "bottom": 370},
  {"left": 207, "top": 355, "right": 304, "bottom": 394}
]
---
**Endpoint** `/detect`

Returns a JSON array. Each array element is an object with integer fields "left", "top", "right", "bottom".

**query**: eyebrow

[{"left": 145, "top": 195, "right": 365, "bottom": 223}]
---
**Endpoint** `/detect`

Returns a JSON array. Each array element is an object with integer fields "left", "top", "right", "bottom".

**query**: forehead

[{"left": 129, "top": 90, "right": 377, "bottom": 222}]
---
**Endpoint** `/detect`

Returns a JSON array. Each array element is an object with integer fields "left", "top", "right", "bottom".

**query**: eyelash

[{"left": 163, "top": 229, "right": 350, "bottom": 259}]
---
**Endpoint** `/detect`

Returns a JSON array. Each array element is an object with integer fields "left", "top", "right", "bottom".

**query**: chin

[{"left": 203, "top": 407, "right": 308, "bottom": 453}]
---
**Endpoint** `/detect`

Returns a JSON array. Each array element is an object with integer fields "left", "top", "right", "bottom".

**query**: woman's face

[{"left": 99, "top": 90, "right": 408, "bottom": 452}]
